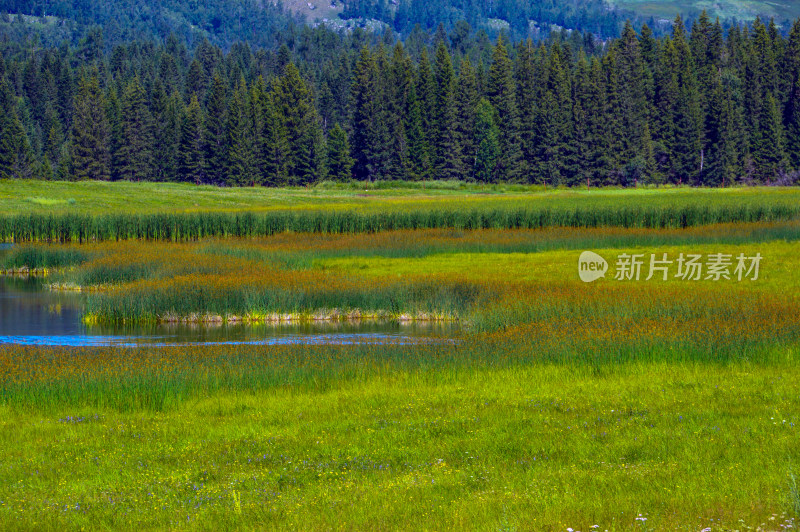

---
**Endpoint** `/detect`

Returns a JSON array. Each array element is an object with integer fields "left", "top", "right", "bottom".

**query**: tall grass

[
  {"left": 85, "top": 275, "right": 490, "bottom": 323},
  {"left": 0, "top": 245, "right": 90, "bottom": 270},
  {"left": 3, "top": 201, "right": 798, "bottom": 242},
  {"left": 0, "top": 306, "right": 796, "bottom": 412}
]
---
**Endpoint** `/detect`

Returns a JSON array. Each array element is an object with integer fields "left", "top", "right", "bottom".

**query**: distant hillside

[
  {"left": 278, "top": 0, "right": 344, "bottom": 22},
  {"left": 608, "top": 0, "right": 800, "bottom": 24},
  {"left": 1, "top": 0, "right": 799, "bottom": 52},
  {"left": 0, "top": 0, "right": 303, "bottom": 49}
]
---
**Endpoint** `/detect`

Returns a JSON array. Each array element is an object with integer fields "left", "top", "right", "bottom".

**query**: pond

[{"left": 0, "top": 276, "right": 459, "bottom": 347}]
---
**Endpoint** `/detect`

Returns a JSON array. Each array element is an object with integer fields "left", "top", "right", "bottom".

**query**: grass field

[
  {"left": 1, "top": 185, "right": 800, "bottom": 529},
  {"left": 4, "top": 180, "right": 800, "bottom": 216},
  {"left": 3, "top": 181, "right": 800, "bottom": 242}
]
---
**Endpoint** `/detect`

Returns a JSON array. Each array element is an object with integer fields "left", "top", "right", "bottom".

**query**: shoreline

[{"left": 82, "top": 310, "right": 462, "bottom": 326}]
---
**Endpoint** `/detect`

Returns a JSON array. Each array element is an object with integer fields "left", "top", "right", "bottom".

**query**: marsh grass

[
  {"left": 2, "top": 215, "right": 800, "bottom": 529},
  {"left": 3, "top": 186, "right": 800, "bottom": 242}
]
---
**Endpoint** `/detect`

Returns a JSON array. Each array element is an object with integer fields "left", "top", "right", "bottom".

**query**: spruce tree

[
  {"left": 615, "top": 21, "right": 650, "bottom": 178},
  {"left": 0, "top": 79, "right": 34, "bottom": 179},
  {"left": 406, "top": 83, "right": 431, "bottom": 180},
  {"left": 226, "top": 78, "right": 255, "bottom": 186},
  {"left": 416, "top": 49, "right": 437, "bottom": 156},
  {"left": 600, "top": 52, "right": 624, "bottom": 184},
  {"left": 671, "top": 17, "right": 703, "bottom": 184},
  {"left": 179, "top": 94, "right": 206, "bottom": 184},
  {"left": 784, "top": 20, "right": 800, "bottom": 95},
  {"left": 250, "top": 76, "right": 269, "bottom": 185},
  {"left": 117, "top": 77, "right": 154, "bottom": 181},
  {"left": 785, "top": 71, "right": 800, "bottom": 169},
  {"left": 571, "top": 54, "right": 592, "bottom": 186},
  {"left": 350, "top": 48, "right": 381, "bottom": 181},
  {"left": 272, "top": 63, "right": 324, "bottom": 185},
  {"left": 106, "top": 86, "right": 123, "bottom": 180},
  {"left": 205, "top": 74, "right": 228, "bottom": 183},
  {"left": 755, "top": 93, "right": 788, "bottom": 181},
  {"left": 152, "top": 88, "right": 183, "bottom": 182},
  {"left": 327, "top": 123, "right": 354, "bottom": 181},
  {"left": 586, "top": 57, "right": 612, "bottom": 185},
  {"left": 432, "top": 40, "right": 460, "bottom": 180},
  {"left": 540, "top": 44, "right": 573, "bottom": 185},
  {"left": 71, "top": 75, "right": 111, "bottom": 181},
  {"left": 473, "top": 99, "right": 500, "bottom": 183},
  {"left": 260, "top": 91, "right": 290, "bottom": 186},
  {"left": 385, "top": 43, "right": 413, "bottom": 180},
  {"left": 488, "top": 36, "right": 522, "bottom": 182},
  {"left": 454, "top": 58, "right": 479, "bottom": 180},
  {"left": 515, "top": 40, "right": 537, "bottom": 182}
]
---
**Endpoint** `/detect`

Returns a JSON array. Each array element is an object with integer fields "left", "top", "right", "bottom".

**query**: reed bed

[
  {"left": 4, "top": 223, "right": 798, "bottom": 325},
  {"left": 1, "top": 284, "right": 796, "bottom": 411},
  {"left": 3, "top": 201, "right": 799, "bottom": 242}
]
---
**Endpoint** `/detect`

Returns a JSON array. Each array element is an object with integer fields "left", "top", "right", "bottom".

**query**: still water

[{"left": 0, "top": 276, "right": 458, "bottom": 347}]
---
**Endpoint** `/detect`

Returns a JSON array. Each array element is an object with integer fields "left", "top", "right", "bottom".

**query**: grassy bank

[
  {"left": 2, "top": 182, "right": 800, "bottom": 242},
  {"left": 4, "top": 180, "right": 800, "bottom": 216}
]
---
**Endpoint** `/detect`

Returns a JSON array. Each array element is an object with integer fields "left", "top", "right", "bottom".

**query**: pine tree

[
  {"left": 71, "top": 75, "right": 111, "bottom": 181},
  {"left": 205, "top": 74, "right": 228, "bottom": 183},
  {"left": 755, "top": 93, "right": 788, "bottom": 181},
  {"left": 406, "top": 83, "right": 430, "bottom": 180},
  {"left": 185, "top": 60, "right": 205, "bottom": 99},
  {"left": 615, "top": 21, "right": 650, "bottom": 178},
  {"left": 42, "top": 104, "right": 63, "bottom": 165},
  {"left": 785, "top": 70, "right": 800, "bottom": 169},
  {"left": 327, "top": 123, "right": 354, "bottom": 181},
  {"left": 600, "top": 51, "right": 625, "bottom": 184},
  {"left": 117, "top": 77, "right": 154, "bottom": 181},
  {"left": 473, "top": 99, "right": 500, "bottom": 183},
  {"left": 250, "top": 76, "right": 269, "bottom": 185},
  {"left": 226, "top": 78, "right": 255, "bottom": 186},
  {"left": 152, "top": 87, "right": 183, "bottom": 182},
  {"left": 671, "top": 16, "right": 703, "bottom": 184},
  {"left": 705, "top": 71, "right": 745, "bottom": 186},
  {"left": 538, "top": 44, "right": 573, "bottom": 185},
  {"left": 586, "top": 57, "right": 613, "bottom": 185},
  {"left": 106, "top": 86, "right": 123, "bottom": 180},
  {"left": 487, "top": 36, "right": 522, "bottom": 182},
  {"left": 272, "top": 63, "right": 324, "bottom": 185},
  {"left": 385, "top": 43, "right": 413, "bottom": 180},
  {"left": 571, "top": 54, "right": 592, "bottom": 186},
  {"left": 0, "top": 79, "right": 34, "bottom": 179},
  {"left": 784, "top": 20, "right": 800, "bottom": 96},
  {"left": 416, "top": 49, "right": 437, "bottom": 157},
  {"left": 454, "top": 58, "right": 479, "bottom": 180},
  {"left": 431, "top": 40, "right": 460, "bottom": 180},
  {"left": 350, "top": 48, "right": 381, "bottom": 181},
  {"left": 179, "top": 94, "right": 206, "bottom": 184},
  {"left": 515, "top": 40, "right": 537, "bottom": 182},
  {"left": 252, "top": 78, "right": 288, "bottom": 186}
]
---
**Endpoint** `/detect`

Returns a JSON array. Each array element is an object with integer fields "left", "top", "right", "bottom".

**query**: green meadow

[
  {"left": 0, "top": 184, "right": 799, "bottom": 529},
  {"left": 3, "top": 179, "right": 800, "bottom": 216}
]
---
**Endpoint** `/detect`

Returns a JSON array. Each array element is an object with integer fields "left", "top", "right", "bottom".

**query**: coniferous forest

[{"left": 2, "top": 13, "right": 800, "bottom": 187}]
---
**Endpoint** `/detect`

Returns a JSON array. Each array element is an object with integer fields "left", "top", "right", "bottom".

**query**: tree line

[{"left": 2, "top": 14, "right": 800, "bottom": 186}]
